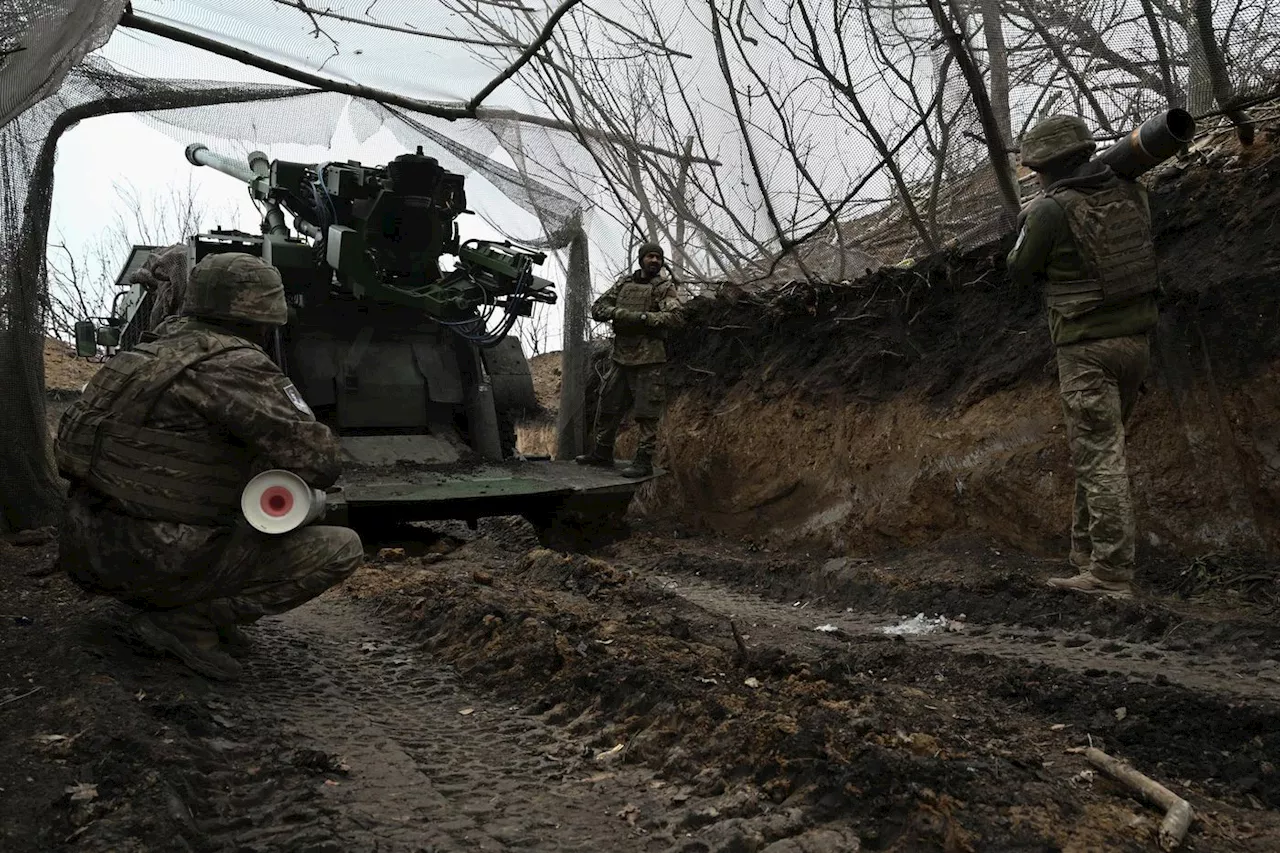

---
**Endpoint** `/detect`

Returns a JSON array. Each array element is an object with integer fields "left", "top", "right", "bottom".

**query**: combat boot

[
  {"left": 620, "top": 450, "right": 653, "bottom": 479},
  {"left": 1046, "top": 570, "right": 1133, "bottom": 600},
  {"left": 130, "top": 611, "right": 243, "bottom": 681},
  {"left": 575, "top": 444, "right": 615, "bottom": 468}
]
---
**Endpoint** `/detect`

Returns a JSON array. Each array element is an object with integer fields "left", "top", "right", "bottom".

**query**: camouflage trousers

[
  {"left": 60, "top": 486, "right": 363, "bottom": 627},
  {"left": 1055, "top": 334, "right": 1150, "bottom": 582},
  {"left": 593, "top": 361, "right": 666, "bottom": 457}
]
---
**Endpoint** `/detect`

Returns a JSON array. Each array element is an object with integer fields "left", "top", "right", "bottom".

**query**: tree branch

[
  {"left": 466, "top": 0, "right": 583, "bottom": 112},
  {"left": 263, "top": 0, "right": 522, "bottom": 46},
  {"left": 117, "top": 9, "right": 718, "bottom": 165},
  {"left": 928, "top": 0, "right": 1020, "bottom": 217}
]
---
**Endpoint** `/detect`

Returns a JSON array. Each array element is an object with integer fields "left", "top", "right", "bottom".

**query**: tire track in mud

[
  {"left": 644, "top": 572, "right": 1280, "bottom": 704},
  {"left": 198, "top": 596, "right": 673, "bottom": 853},
  {"left": 616, "top": 557, "right": 1280, "bottom": 811}
]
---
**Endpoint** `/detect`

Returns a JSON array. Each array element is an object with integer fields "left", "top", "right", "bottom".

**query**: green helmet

[
  {"left": 1020, "top": 115, "right": 1097, "bottom": 171},
  {"left": 182, "top": 252, "right": 288, "bottom": 326}
]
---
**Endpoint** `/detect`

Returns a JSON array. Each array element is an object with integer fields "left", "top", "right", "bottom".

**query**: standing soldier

[
  {"left": 575, "top": 242, "right": 685, "bottom": 479},
  {"left": 1007, "top": 115, "right": 1160, "bottom": 599},
  {"left": 55, "top": 252, "right": 364, "bottom": 680}
]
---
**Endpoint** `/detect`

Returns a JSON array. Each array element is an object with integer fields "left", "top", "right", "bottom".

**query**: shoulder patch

[
  {"left": 281, "top": 381, "right": 315, "bottom": 418},
  {"left": 1013, "top": 225, "right": 1027, "bottom": 253}
]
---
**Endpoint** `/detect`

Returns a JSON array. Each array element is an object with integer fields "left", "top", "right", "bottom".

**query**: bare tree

[
  {"left": 43, "top": 235, "right": 117, "bottom": 343},
  {"left": 43, "top": 175, "right": 240, "bottom": 342}
]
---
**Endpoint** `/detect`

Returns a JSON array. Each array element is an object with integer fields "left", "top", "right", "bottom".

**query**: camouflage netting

[{"left": 3, "top": 0, "right": 1280, "bottom": 529}]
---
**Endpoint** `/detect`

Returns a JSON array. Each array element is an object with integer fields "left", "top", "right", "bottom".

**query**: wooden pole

[{"left": 555, "top": 223, "right": 590, "bottom": 460}]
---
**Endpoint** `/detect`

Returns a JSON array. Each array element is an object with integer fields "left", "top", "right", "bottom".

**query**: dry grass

[
  {"left": 517, "top": 421, "right": 557, "bottom": 457},
  {"left": 44, "top": 337, "right": 101, "bottom": 392},
  {"left": 515, "top": 419, "right": 638, "bottom": 459},
  {"left": 528, "top": 352, "right": 562, "bottom": 413}
]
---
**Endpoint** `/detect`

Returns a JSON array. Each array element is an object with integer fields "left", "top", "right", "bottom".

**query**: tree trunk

[
  {"left": 1137, "top": 0, "right": 1179, "bottom": 107},
  {"left": 979, "top": 0, "right": 1012, "bottom": 148},
  {"left": 1190, "top": 0, "right": 1254, "bottom": 143},
  {"left": 1183, "top": 1, "right": 1215, "bottom": 117},
  {"left": 671, "top": 136, "right": 695, "bottom": 275},
  {"left": 555, "top": 224, "right": 591, "bottom": 461},
  {"left": 929, "top": 0, "right": 1021, "bottom": 220}
]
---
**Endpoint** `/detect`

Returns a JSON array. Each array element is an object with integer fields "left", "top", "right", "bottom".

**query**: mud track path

[
  {"left": 198, "top": 597, "right": 672, "bottom": 852},
  {"left": 647, "top": 572, "right": 1280, "bottom": 704}
]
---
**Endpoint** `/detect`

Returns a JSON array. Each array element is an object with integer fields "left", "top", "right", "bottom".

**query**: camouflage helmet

[
  {"left": 1019, "top": 115, "right": 1097, "bottom": 171},
  {"left": 182, "top": 252, "right": 287, "bottom": 326}
]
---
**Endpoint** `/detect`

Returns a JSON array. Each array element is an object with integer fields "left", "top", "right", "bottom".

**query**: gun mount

[
  {"left": 72, "top": 143, "right": 655, "bottom": 551},
  {"left": 183, "top": 142, "right": 555, "bottom": 346}
]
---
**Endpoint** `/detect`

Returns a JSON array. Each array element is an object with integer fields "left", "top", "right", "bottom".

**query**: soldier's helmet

[
  {"left": 183, "top": 252, "right": 288, "bottom": 326},
  {"left": 1019, "top": 115, "right": 1097, "bottom": 171}
]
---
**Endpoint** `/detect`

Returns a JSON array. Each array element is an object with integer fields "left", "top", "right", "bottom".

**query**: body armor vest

[
  {"left": 611, "top": 276, "right": 667, "bottom": 365},
  {"left": 616, "top": 279, "right": 656, "bottom": 313},
  {"left": 1045, "top": 180, "right": 1158, "bottom": 319},
  {"left": 55, "top": 330, "right": 259, "bottom": 525}
]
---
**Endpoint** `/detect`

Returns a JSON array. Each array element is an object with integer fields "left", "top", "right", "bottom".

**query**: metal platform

[{"left": 329, "top": 459, "right": 661, "bottom": 524}]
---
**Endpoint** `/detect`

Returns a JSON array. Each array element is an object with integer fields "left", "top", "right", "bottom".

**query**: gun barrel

[
  {"left": 185, "top": 142, "right": 258, "bottom": 184},
  {"left": 1095, "top": 109, "right": 1196, "bottom": 180}
]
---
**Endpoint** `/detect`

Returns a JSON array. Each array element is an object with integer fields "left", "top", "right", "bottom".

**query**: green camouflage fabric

[
  {"left": 56, "top": 320, "right": 340, "bottom": 522},
  {"left": 1007, "top": 161, "right": 1158, "bottom": 346},
  {"left": 1046, "top": 178, "right": 1158, "bottom": 313},
  {"left": 58, "top": 316, "right": 357, "bottom": 629},
  {"left": 592, "top": 362, "right": 665, "bottom": 457},
  {"left": 1019, "top": 114, "right": 1097, "bottom": 171},
  {"left": 1056, "top": 334, "right": 1150, "bottom": 582},
  {"left": 590, "top": 266, "right": 686, "bottom": 366},
  {"left": 60, "top": 488, "right": 362, "bottom": 626},
  {"left": 183, "top": 252, "right": 288, "bottom": 326},
  {"left": 57, "top": 326, "right": 262, "bottom": 525},
  {"left": 129, "top": 243, "right": 191, "bottom": 331}
]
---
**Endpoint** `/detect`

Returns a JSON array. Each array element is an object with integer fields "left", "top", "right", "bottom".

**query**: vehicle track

[
  {"left": 643, "top": 571, "right": 1280, "bottom": 704},
  {"left": 195, "top": 595, "right": 677, "bottom": 853}
]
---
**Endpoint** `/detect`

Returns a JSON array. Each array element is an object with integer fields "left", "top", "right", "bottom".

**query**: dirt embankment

[
  {"left": 628, "top": 139, "right": 1280, "bottom": 562},
  {"left": 43, "top": 337, "right": 100, "bottom": 437}
]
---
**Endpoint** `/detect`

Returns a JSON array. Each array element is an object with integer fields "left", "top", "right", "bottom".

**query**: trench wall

[{"left": 627, "top": 144, "right": 1280, "bottom": 560}]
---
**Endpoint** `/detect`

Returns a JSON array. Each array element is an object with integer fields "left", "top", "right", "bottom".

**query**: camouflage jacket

[
  {"left": 590, "top": 267, "right": 686, "bottom": 365},
  {"left": 130, "top": 243, "right": 191, "bottom": 332},
  {"left": 56, "top": 318, "right": 343, "bottom": 527},
  {"left": 1007, "top": 162, "right": 1158, "bottom": 347}
]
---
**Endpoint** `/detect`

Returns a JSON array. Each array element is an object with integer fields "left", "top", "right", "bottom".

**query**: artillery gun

[{"left": 74, "top": 143, "right": 653, "bottom": 548}]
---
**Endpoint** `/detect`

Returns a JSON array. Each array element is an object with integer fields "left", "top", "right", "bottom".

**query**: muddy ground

[
  {"left": 3, "top": 517, "right": 1279, "bottom": 852},
  {"left": 9, "top": 123, "right": 1280, "bottom": 853}
]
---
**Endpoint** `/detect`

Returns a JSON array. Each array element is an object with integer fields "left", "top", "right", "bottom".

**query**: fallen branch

[
  {"left": 0, "top": 686, "right": 44, "bottom": 708},
  {"left": 1084, "top": 747, "right": 1193, "bottom": 850}
]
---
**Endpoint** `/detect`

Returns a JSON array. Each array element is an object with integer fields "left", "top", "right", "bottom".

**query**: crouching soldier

[
  {"left": 576, "top": 242, "right": 686, "bottom": 478},
  {"left": 55, "top": 252, "right": 364, "bottom": 680}
]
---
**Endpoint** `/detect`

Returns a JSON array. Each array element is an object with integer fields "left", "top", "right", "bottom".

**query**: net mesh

[{"left": 2, "top": 0, "right": 1279, "bottom": 528}]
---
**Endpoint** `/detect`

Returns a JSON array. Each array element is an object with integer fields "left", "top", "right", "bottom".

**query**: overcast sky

[{"left": 48, "top": 21, "right": 575, "bottom": 353}]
